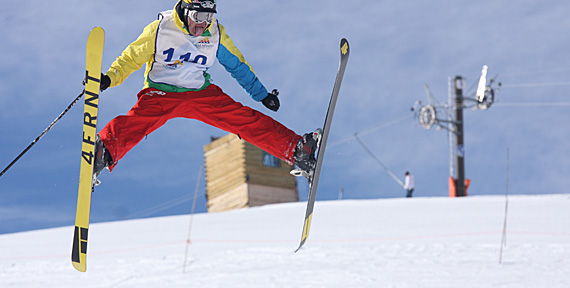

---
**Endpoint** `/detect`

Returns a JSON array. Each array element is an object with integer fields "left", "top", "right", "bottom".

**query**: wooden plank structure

[{"left": 204, "top": 133, "right": 298, "bottom": 212}]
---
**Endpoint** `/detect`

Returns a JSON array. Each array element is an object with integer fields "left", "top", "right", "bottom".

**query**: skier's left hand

[{"left": 262, "top": 89, "right": 280, "bottom": 112}]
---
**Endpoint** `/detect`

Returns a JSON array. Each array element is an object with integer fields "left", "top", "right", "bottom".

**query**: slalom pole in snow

[
  {"left": 0, "top": 90, "right": 86, "bottom": 179},
  {"left": 499, "top": 148, "right": 510, "bottom": 264},
  {"left": 183, "top": 165, "right": 203, "bottom": 273}
]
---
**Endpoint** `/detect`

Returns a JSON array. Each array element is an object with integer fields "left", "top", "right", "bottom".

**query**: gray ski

[{"left": 295, "top": 38, "right": 350, "bottom": 252}]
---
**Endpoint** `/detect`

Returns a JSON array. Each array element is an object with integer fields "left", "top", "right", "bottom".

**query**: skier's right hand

[
  {"left": 83, "top": 73, "right": 111, "bottom": 92},
  {"left": 100, "top": 73, "right": 111, "bottom": 92}
]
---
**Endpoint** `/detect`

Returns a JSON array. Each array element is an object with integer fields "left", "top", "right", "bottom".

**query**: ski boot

[
  {"left": 92, "top": 135, "right": 113, "bottom": 186},
  {"left": 291, "top": 129, "right": 322, "bottom": 180}
]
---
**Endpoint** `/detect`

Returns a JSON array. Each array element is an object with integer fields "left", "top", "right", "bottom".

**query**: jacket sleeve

[
  {"left": 105, "top": 20, "right": 159, "bottom": 88},
  {"left": 216, "top": 23, "right": 268, "bottom": 101}
]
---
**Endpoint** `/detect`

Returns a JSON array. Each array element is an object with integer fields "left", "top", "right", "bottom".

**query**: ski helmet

[{"left": 181, "top": 0, "right": 217, "bottom": 13}]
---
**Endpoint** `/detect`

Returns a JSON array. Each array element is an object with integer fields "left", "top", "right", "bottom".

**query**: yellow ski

[{"left": 71, "top": 27, "right": 104, "bottom": 272}]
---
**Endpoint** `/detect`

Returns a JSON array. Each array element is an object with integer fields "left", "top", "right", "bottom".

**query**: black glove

[
  {"left": 82, "top": 73, "right": 111, "bottom": 92},
  {"left": 100, "top": 73, "right": 111, "bottom": 92},
  {"left": 262, "top": 89, "right": 280, "bottom": 112}
]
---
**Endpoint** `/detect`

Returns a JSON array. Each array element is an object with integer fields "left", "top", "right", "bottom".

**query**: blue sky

[{"left": 1, "top": 0, "right": 569, "bottom": 234}]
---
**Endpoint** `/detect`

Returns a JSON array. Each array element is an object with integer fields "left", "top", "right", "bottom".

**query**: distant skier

[
  {"left": 91, "top": 0, "right": 318, "bottom": 184},
  {"left": 404, "top": 171, "right": 414, "bottom": 198}
]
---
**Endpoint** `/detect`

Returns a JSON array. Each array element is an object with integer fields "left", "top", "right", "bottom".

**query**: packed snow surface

[{"left": 1, "top": 194, "right": 569, "bottom": 287}]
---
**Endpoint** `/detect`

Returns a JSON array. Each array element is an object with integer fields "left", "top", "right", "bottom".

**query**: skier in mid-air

[{"left": 91, "top": 0, "right": 318, "bottom": 184}]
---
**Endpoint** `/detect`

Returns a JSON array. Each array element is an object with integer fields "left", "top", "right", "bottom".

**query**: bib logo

[
  {"left": 166, "top": 60, "right": 183, "bottom": 69},
  {"left": 197, "top": 37, "right": 214, "bottom": 48}
]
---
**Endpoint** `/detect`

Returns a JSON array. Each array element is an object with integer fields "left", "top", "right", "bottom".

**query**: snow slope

[{"left": 1, "top": 195, "right": 569, "bottom": 287}]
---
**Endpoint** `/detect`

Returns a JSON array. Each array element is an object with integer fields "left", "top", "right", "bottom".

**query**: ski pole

[{"left": 0, "top": 90, "right": 85, "bottom": 179}]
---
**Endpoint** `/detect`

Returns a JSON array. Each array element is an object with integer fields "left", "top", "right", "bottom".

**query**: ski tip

[
  {"left": 340, "top": 38, "right": 349, "bottom": 56},
  {"left": 294, "top": 241, "right": 306, "bottom": 253},
  {"left": 91, "top": 26, "right": 105, "bottom": 33},
  {"left": 89, "top": 26, "right": 105, "bottom": 39},
  {"left": 72, "top": 262, "right": 86, "bottom": 272}
]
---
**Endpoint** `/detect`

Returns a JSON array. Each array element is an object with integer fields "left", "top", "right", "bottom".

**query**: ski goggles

[{"left": 188, "top": 10, "right": 214, "bottom": 24}]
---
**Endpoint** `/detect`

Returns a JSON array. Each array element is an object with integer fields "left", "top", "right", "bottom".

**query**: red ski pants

[{"left": 99, "top": 85, "right": 302, "bottom": 172}]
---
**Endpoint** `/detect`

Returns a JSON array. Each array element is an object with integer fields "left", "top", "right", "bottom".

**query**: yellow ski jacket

[{"left": 105, "top": 2, "right": 268, "bottom": 101}]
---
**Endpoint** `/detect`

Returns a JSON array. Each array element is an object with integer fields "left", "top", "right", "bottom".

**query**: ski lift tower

[{"left": 412, "top": 65, "right": 499, "bottom": 197}]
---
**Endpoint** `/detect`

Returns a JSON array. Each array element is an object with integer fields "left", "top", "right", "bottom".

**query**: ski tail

[
  {"left": 72, "top": 26, "right": 105, "bottom": 272},
  {"left": 295, "top": 38, "right": 349, "bottom": 252}
]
